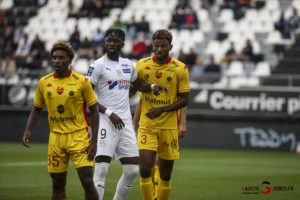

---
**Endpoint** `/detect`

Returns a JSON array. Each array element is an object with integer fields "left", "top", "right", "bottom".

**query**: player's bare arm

[
  {"left": 179, "top": 107, "right": 187, "bottom": 138},
  {"left": 91, "top": 83, "right": 125, "bottom": 130},
  {"left": 129, "top": 85, "right": 138, "bottom": 98},
  {"left": 87, "top": 103, "right": 99, "bottom": 160},
  {"left": 22, "top": 106, "right": 42, "bottom": 147},
  {"left": 146, "top": 92, "right": 189, "bottom": 119},
  {"left": 132, "top": 100, "right": 142, "bottom": 129},
  {"left": 131, "top": 76, "right": 169, "bottom": 95}
]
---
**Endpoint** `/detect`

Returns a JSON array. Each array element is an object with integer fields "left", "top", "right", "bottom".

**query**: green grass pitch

[{"left": 0, "top": 142, "right": 300, "bottom": 200}]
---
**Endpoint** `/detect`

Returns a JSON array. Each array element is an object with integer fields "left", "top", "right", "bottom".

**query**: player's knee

[
  {"left": 139, "top": 163, "right": 152, "bottom": 178},
  {"left": 93, "top": 162, "right": 109, "bottom": 184},
  {"left": 159, "top": 171, "right": 172, "bottom": 181},
  {"left": 123, "top": 164, "right": 139, "bottom": 180}
]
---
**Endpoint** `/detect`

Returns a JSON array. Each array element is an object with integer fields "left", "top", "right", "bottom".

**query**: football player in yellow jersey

[
  {"left": 22, "top": 41, "right": 99, "bottom": 200},
  {"left": 133, "top": 29, "right": 190, "bottom": 200},
  {"left": 132, "top": 100, "right": 187, "bottom": 200}
]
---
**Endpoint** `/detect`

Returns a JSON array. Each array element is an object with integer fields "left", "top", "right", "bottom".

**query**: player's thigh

[
  {"left": 96, "top": 115, "right": 119, "bottom": 158},
  {"left": 116, "top": 123, "right": 139, "bottom": 162},
  {"left": 50, "top": 172, "right": 67, "bottom": 187},
  {"left": 157, "top": 129, "right": 179, "bottom": 160},
  {"left": 69, "top": 128, "right": 94, "bottom": 169},
  {"left": 48, "top": 132, "right": 69, "bottom": 173},
  {"left": 137, "top": 127, "right": 159, "bottom": 151}
]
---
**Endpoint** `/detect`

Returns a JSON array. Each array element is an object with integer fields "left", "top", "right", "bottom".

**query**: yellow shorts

[
  {"left": 47, "top": 128, "right": 94, "bottom": 173},
  {"left": 137, "top": 127, "right": 179, "bottom": 160}
]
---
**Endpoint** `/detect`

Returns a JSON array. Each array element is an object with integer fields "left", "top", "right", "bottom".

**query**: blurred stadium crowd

[{"left": 1, "top": 0, "right": 300, "bottom": 105}]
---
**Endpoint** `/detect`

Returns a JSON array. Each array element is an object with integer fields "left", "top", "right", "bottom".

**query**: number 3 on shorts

[
  {"left": 48, "top": 155, "right": 60, "bottom": 167},
  {"left": 141, "top": 134, "right": 147, "bottom": 144}
]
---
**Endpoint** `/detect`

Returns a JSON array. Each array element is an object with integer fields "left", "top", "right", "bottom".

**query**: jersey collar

[
  {"left": 53, "top": 70, "right": 72, "bottom": 78},
  {"left": 152, "top": 56, "right": 172, "bottom": 64}
]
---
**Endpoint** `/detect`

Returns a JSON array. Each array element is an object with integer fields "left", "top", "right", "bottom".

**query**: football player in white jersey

[{"left": 86, "top": 29, "right": 168, "bottom": 200}]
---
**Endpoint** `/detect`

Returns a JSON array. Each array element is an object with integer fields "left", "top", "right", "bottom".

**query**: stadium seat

[
  {"left": 213, "top": 76, "right": 228, "bottom": 88},
  {"left": 225, "top": 61, "right": 245, "bottom": 77},
  {"left": 245, "top": 9, "right": 258, "bottom": 23},
  {"left": 197, "top": 9, "right": 209, "bottom": 23},
  {"left": 206, "top": 40, "right": 221, "bottom": 56},
  {"left": 258, "top": 9, "right": 272, "bottom": 23},
  {"left": 219, "top": 9, "right": 233, "bottom": 23},
  {"left": 73, "top": 59, "right": 89, "bottom": 75},
  {"left": 222, "top": 21, "right": 238, "bottom": 33},
  {"left": 251, "top": 61, "right": 271, "bottom": 77},
  {"left": 0, "top": 0, "right": 13, "bottom": 9},
  {"left": 228, "top": 76, "right": 250, "bottom": 88},
  {"left": 266, "top": 31, "right": 283, "bottom": 44},
  {"left": 191, "top": 29, "right": 204, "bottom": 43},
  {"left": 265, "top": 0, "right": 280, "bottom": 11}
]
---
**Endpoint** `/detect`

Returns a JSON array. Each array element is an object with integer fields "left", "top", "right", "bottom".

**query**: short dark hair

[
  {"left": 152, "top": 29, "right": 172, "bottom": 43},
  {"left": 105, "top": 29, "right": 125, "bottom": 42},
  {"left": 50, "top": 41, "right": 75, "bottom": 59}
]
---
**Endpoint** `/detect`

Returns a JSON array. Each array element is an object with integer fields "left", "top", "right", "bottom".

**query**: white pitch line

[{"left": 0, "top": 161, "right": 47, "bottom": 167}]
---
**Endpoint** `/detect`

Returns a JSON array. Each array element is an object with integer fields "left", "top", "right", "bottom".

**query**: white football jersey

[{"left": 86, "top": 55, "right": 138, "bottom": 123}]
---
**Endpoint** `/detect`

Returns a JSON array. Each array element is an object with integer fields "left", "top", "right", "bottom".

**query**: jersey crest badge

[
  {"left": 117, "top": 70, "right": 122, "bottom": 77},
  {"left": 155, "top": 71, "right": 162, "bottom": 79},
  {"left": 57, "top": 86, "right": 64, "bottom": 95}
]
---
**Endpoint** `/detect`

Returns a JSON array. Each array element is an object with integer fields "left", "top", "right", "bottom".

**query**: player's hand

[
  {"left": 109, "top": 113, "right": 125, "bottom": 130},
  {"left": 132, "top": 120, "right": 137, "bottom": 130},
  {"left": 145, "top": 107, "right": 164, "bottom": 119},
  {"left": 87, "top": 142, "right": 97, "bottom": 161},
  {"left": 22, "top": 130, "right": 31, "bottom": 148},
  {"left": 153, "top": 85, "right": 169, "bottom": 96},
  {"left": 179, "top": 122, "right": 186, "bottom": 139}
]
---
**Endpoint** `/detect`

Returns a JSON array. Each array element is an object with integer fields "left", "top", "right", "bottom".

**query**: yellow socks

[
  {"left": 156, "top": 179, "right": 171, "bottom": 200},
  {"left": 154, "top": 165, "right": 160, "bottom": 197},
  {"left": 140, "top": 177, "right": 154, "bottom": 200}
]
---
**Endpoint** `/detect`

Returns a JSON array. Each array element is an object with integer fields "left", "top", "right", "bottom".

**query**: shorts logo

[
  {"left": 171, "top": 139, "right": 178, "bottom": 149},
  {"left": 86, "top": 67, "right": 94, "bottom": 76},
  {"left": 57, "top": 104, "right": 65, "bottom": 114},
  {"left": 145, "top": 66, "right": 150, "bottom": 70},
  {"left": 57, "top": 86, "right": 64, "bottom": 95},
  {"left": 69, "top": 91, "right": 74, "bottom": 96},
  {"left": 47, "top": 83, "right": 52, "bottom": 87},
  {"left": 155, "top": 71, "right": 162, "bottom": 79}
]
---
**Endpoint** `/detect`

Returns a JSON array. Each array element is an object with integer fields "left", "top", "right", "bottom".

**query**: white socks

[
  {"left": 93, "top": 162, "right": 110, "bottom": 200},
  {"left": 113, "top": 164, "right": 139, "bottom": 200},
  {"left": 94, "top": 163, "right": 138, "bottom": 200}
]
